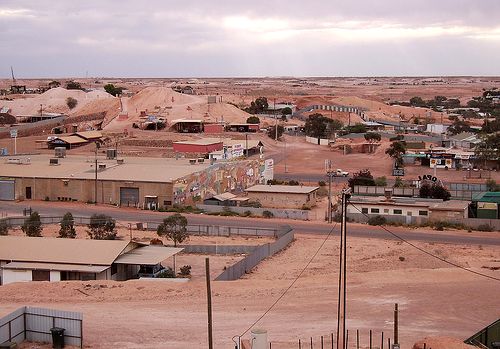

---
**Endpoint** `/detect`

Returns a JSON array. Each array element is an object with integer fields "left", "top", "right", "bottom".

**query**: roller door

[
  {"left": 120, "top": 187, "right": 139, "bottom": 207},
  {"left": 0, "top": 180, "right": 15, "bottom": 201}
]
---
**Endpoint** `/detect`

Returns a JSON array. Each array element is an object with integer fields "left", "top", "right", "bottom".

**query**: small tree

[
  {"left": 281, "top": 107, "right": 292, "bottom": 116},
  {"left": 65, "top": 81, "right": 82, "bottom": 90},
  {"left": 267, "top": 125, "right": 284, "bottom": 140},
  {"left": 394, "top": 177, "right": 404, "bottom": 188},
  {"left": 420, "top": 182, "right": 451, "bottom": 201},
  {"left": 22, "top": 212, "right": 43, "bottom": 237},
  {"left": 486, "top": 179, "right": 499, "bottom": 192},
  {"left": 157, "top": 213, "right": 188, "bottom": 247},
  {"left": 364, "top": 132, "right": 381, "bottom": 142},
  {"left": 386, "top": 141, "right": 407, "bottom": 168},
  {"left": 59, "top": 212, "right": 76, "bottom": 238},
  {"left": 66, "top": 97, "right": 78, "bottom": 109},
  {"left": 0, "top": 220, "right": 9, "bottom": 236},
  {"left": 246, "top": 116, "right": 260, "bottom": 124},
  {"left": 104, "top": 84, "right": 124, "bottom": 97},
  {"left": 375, "top": 176, "right": 387, "bottom": 187},
  {"left": 87, "top": 214, "right": 117, "bottom": 240},
  {"left": 348, "top": 169, "right": 376, "bottom": 189}
]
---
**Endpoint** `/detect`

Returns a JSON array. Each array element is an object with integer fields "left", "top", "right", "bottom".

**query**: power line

[
  {"left": 238, "top": 222, "right": 339, "bottom": 338},
  {"left": 349, "top": 202, "right": 500, "bottom": 282}
]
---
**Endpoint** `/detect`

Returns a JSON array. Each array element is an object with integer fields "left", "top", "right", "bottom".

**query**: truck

[{"left": 333, "top": 169, "right": 349, "bottom": 177}]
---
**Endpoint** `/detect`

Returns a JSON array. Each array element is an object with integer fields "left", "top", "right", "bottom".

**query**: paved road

[{"left": 1, "top": 201, "right": 498, "bottom": 246}]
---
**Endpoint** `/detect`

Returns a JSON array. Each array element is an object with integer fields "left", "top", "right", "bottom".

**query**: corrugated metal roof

[
  {"left": 213, "top": 192, "right": 236, "bottom": 201},
  {"left": 114, "top": 245, "right": 183, "bottom": 265},
  {"left": 0, "top": 236, "right": 134, "bottom": 265},
  {"left": 246, "top": 185, "right": 319, "bottom": 194},
  {"left": 1, "top": 262, "right": 109, "bottom": 273},
  {"left": 74, "top": 131, "right": 102, "bottom": 140},
  {"left": 472, "top": 191, "right": 500, "bottom": 204},
  {"left": 54, "top": 136, "right": 88, "bottom": 145}
]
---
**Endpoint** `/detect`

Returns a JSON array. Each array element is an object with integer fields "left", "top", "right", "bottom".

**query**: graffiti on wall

[{"left": 173, "top": 160, "right": 265, "bottom": 205}]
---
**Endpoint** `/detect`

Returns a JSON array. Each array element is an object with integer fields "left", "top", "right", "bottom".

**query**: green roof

[{"left": 472, "top": 191, "right": 500, "bottom": 204}]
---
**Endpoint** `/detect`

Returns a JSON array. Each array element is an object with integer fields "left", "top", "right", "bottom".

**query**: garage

[
  {"left": 120, "top": 187, "right": 139, "bottom": 207},
  {"left": 0, "top": 179, "right": 15, "bottom": 201}
]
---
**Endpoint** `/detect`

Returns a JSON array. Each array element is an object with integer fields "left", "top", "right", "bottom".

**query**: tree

[
  {"left": 348, "top": 169, "right": 375, "bottom": 189},
  {"left": 346, "top": 123, "right": 366, "bottom": 134},
  {"left": 281, "top": 107, "right": 292, "bottom": 116},
  {"left": 87, "top": 214, "right": 117, "bottom": 240},
  {"left": 267, "top": 125, "right": 284, "bottom": 140},
  {"left": 364, "top": 132, "right": 381, "bottom": 142},
  {"left": 65, "top": 81, "right": 82, "bottom": 90},
  {"left": 486, "top": 179, "right": 499, "bottom": 192},
  {"left": 59, "top": 212, "right": 76, "bottom": 238},
  {"left": 375, "top": 176, "right": 387, "bottom": 187},
  {"left": 104, "top": 84, "right": 124, "bottom": 97},
  {"left": 409, "top": 96, "right": 425, "bottom": 107},
  {"left": 394, "top": 177, "right": 404, "bottom": 188},
  {"left": 386, "top": 141, "right": 407, "bottom": 168},
  {"left": 48, "top": 80, "right": 61, "bottom": 88},
  {"left": 0, "top": 220, "right": 9, "bottom": 236},
  {"left": 157, "top": 213, "right": 188, "bottom": 247},
  {"left": 448, "top": 118, "right": 471, "bottom": 135},
  {"left": 246, "top": 116, "right": 260, "bottom": 124},
  {"left": 481, "top": 117, "right": 500, "bottom": 133},
  {"left": 475, "top": 133, "right": 500, "bottom": 163},
  {"left": 255, "top": 97, "right": 268, "bottom": 111},
  {"left": 420, "top": 182, "right": 451, "bottom": 201},
  {"left": 22, "top": 211, "right": 43, "bottom": 237},
  {"left": 66, "top": 97, "right": 78, "bottom": 109},
  {"left": 304, "top": 113, "right": 343, "bottom": 138}
]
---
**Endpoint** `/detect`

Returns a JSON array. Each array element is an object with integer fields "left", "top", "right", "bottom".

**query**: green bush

[
  {"left": 157, "top": 268, "right": 175, "bottom": 278},
  {"left": 242, "top": 210, "right": 253, "bottom": 217},
  {"left": 368, "top": 215, "right": 386, "bottom": 226},
  {"left": 87, "top": 214, "right": 116, "bottom": 240},
  {"left": 476, "top": 224, "right": 494, "bottom": 232},
  {"left": 431, "top": 220, "right": 466, "bottom": 231},
  {"left": 262, "top": 210, "right": 274, "bottom": 218},
  {"left": 375, "top": 176, "right": 387, "bottom": 187},
  {"left": 179, "top": 265, "right": 192, "bottom": 276},
  {"left": 22, "top": 212, "right": 43, "bottom": 237}
]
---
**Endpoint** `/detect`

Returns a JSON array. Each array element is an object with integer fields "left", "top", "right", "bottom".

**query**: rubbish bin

[{"left": 50, "top": 327, "right": 65, "bottom": 349}]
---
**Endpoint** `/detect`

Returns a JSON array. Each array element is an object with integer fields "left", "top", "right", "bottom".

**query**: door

[
  {"left": 120, "top": 187, "right": 139, "bottom": 207},
  {"left": 0, "top": 180, "right": 15, "bottom": 201},
  {"left": 25, "top": 187, "right": 32, "bottom": 199}
]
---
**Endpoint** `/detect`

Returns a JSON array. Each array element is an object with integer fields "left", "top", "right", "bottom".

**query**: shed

[
  {"left": 245, "top": 184, "right": 319, "bottom": 209},
  {"left": 472, "top": 192, "right": 500, "bottom": 219},
  {"left": 48, "top": 136, "right": 88, "bottom": 149}
]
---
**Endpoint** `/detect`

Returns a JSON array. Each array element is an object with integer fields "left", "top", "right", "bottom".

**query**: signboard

[
  {"left": 262, "top": 159, "right": 274, "bottom": 182},
  {"left": 392, "top": 168, "right": 405, "bottom": 176},
  {"left": 232, "top": 143, "right": 244, "bottom": 158},
  {"left": 10, "top": 129, "right": 17, "bottom": 138}
]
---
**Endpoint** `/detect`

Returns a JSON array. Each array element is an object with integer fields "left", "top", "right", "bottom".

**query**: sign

[
  {"left": 418, "top": 174, "right": 438, "bottom": 182},
  {"left": 10, "top": 129, "right": 17, "bottom": 138},
  {"left": 392, "top": 168, "right": 405, "bottom": 176},
  {"left": 231, "top": 143, "right": 244, "bottom": 158},
  {"left": 262, "top": 159, "right": 274, "bottom": 182}
]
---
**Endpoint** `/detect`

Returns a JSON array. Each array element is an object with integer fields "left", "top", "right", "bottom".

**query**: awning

[
  {"left": 114, "top": 245, "right": 183, "bottom": 265},
  {"left": 1, "top": 262, "right": 109, "bottom": 273}
]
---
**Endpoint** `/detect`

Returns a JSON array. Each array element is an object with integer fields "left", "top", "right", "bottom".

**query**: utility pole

[
  {"left": 206, "top": 258, "right": 214, "bottom": 349},
  {"left": 245, "top": 133, "right": 248, "bottom": 158},
  {"left": 274, "top": 98, "right": 278, "bottom": 141},
  {"left": 94, "top": 142, "right": 100, "bottom": 204},
  {"left": 392, "top": 303, "right": 399, "bottom": 349},
  {"left": 325, "top": 160, "right": 333, "bottom": 223},
  {"left": 336, "top": 188, "right": 351, "bottom": 349}
]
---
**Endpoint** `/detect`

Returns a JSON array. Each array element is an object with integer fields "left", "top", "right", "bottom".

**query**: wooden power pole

[{"left": 206, "top": 258, "right": 214, "bottom": 349}]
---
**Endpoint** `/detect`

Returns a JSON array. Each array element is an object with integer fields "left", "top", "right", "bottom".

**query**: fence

[
  {"left": 0, "top": 306, "right": 83, "bottom": 348},
  {"left": 215, "top": 226, "right": 294, "bottom": 281},
  {"left": 181, "top": 244, "right": 257, "bottom": 254},
  {"left": 197, "top": 204, "right": 313, "bottom": 220},
  {"left": 354, "top": 185, "right": 488, "bottom": 201}
]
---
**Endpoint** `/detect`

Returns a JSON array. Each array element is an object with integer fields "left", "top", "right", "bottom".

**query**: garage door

[
  {"left": 120, "top": 187, "right": 139, "bottom": 207},
  {"left": 0, "top": 180, "right": 15, "bottom": 201}
]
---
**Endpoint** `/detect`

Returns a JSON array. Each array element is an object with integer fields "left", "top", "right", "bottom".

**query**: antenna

[{"left": 10, "top": 66, "right": 16, "bottom": 85}]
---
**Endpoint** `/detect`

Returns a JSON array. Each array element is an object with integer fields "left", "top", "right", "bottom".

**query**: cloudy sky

[{"left": 1, "top": 0, "right": 499, "bottom": 77}]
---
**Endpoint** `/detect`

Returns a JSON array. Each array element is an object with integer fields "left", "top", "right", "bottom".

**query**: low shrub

[
  {"left": 476, "top": 224, "right": 494, "bottom": 232},
  {"left": 179, "top": 265, "right": 192, "bottom": 276},
  {"left": 318, "top": 180, "right": 326, "bottom": 187},
  {"left": 157, "top": 267, "right": 175, "bottom": 278},
  {"left": 241, "top": 210, "right": 253, "bottom": 217},
  {"left": 0, "top": 220, "right": 9, "bottom": 236},
  {"left": 262, "top": 210, "right": 274, "bottom": 218},
  {"left": 368, "top": 215, "right": 386, "bottom": 226}
]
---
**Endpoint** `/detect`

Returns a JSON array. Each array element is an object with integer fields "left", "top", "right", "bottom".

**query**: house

[
  {"left": 203, "top": 192, "right": 249, "bottom": 206},
  {"left": 245, "top": 184, "right": 319, "bottom": 209},
  {"left": 443, "top": 132, "right": 480, "bottom": 150},
  {"left": 426, "top": 123, "right": 449, "bottom": 135},
  {"left": 346, "top": 194, "right": 469, "bottom": 224},
  {"left": 0, "top": 236, "right": 182, "bottom": 285},
  {"left": 47, "top": 135, "right": 88, "bottom": 149},
  {"left": 73, "top": 130, "right": 103, "bottom": 142}
]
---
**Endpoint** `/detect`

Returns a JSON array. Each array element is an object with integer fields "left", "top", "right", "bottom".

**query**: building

[
  {"left": 169, "top": 119, "right": 203, "bottom": 133},
  {"left": 472, "top": 192, "right": 500, "bottom": 219},
  {"left": 443, "top": 132, "right": 480, "bottom": 150},
  {"left": 204, "top": 123, "right": 225, "bottom": 134},
  {"left": 347, "top": 194, "right": 469, "bottom": 224},
  {"left": 0, "top": 154, "right": 266, "bottom": 208},
  {"left": 426, "top": 123, "right": 448, "bottom": 135},
  {"left": 203, "top": 192, "right": 249, "bottom": 206},
  {"left": 173, "top": 139, "right": 223, "bottom": 154},
  {"left": 0, "top": 236, "right": 182, "bottom": 285},
  {"left": 48, "top": 135, "right": 89, "bottom": 149},
  {"left": 226, "top": 123, "right": 260, "bottom": 133},
  {"left": 245, "top": 184, "right": 319, "bottom": 209}
]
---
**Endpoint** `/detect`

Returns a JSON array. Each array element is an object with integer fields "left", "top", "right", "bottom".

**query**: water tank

[
  {"left": 250, "top": 329, "right": 267, "bottom": 349},
  {"left": 55, "top": 147, "right": 66, "bottom": 158},
  {"left": 106, "top": 149, "right": 117, "bottom": 159}
]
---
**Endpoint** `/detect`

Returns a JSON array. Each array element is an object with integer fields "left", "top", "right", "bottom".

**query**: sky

[{"left": 1, "top": 0, "right": 499, "bottom": 78}]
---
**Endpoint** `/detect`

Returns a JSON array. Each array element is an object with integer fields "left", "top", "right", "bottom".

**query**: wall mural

[{"left": 173, "top": 159, "right": 265, "bottom": 205}]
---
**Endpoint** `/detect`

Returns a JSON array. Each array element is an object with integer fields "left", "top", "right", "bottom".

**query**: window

[
  {"left": 384, "top": 209, "right": 389, "bottom": 214},
  {"left": 393, "top": 209, "right": 402, "bottom": 215},
  {"left": 361, "top": 208, "right": 368, "bottom": 214},
  {"left": 370, "top": 208, "right": 380, "bottom": 213},
  {"left": 163, "top": 200, "right": 172, "bottom": 206},
  {"left": 419, "top": 210, "right": 428, "bottom": 216},
  {"left": 111, "top": 264, "right": 118, "bottom": 275}
]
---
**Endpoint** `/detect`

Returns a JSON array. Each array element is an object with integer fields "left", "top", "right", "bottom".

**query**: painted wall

[
  {"left": 347, "top": 203, "right": 429, "bottom": 219},
  {"left": 247, "top": 191, "right": 317, "bottom": 209},
  {"left": 3, "top": 269, "right": 32, "bottom": 285}
]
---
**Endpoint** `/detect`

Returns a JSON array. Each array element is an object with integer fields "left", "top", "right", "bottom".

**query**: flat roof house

[
  {"left": 0, "top": 236, "right": 182, "bottom": 285},
  {"left": 245, "top": 184, "right": 319, "bottom": 209}
]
